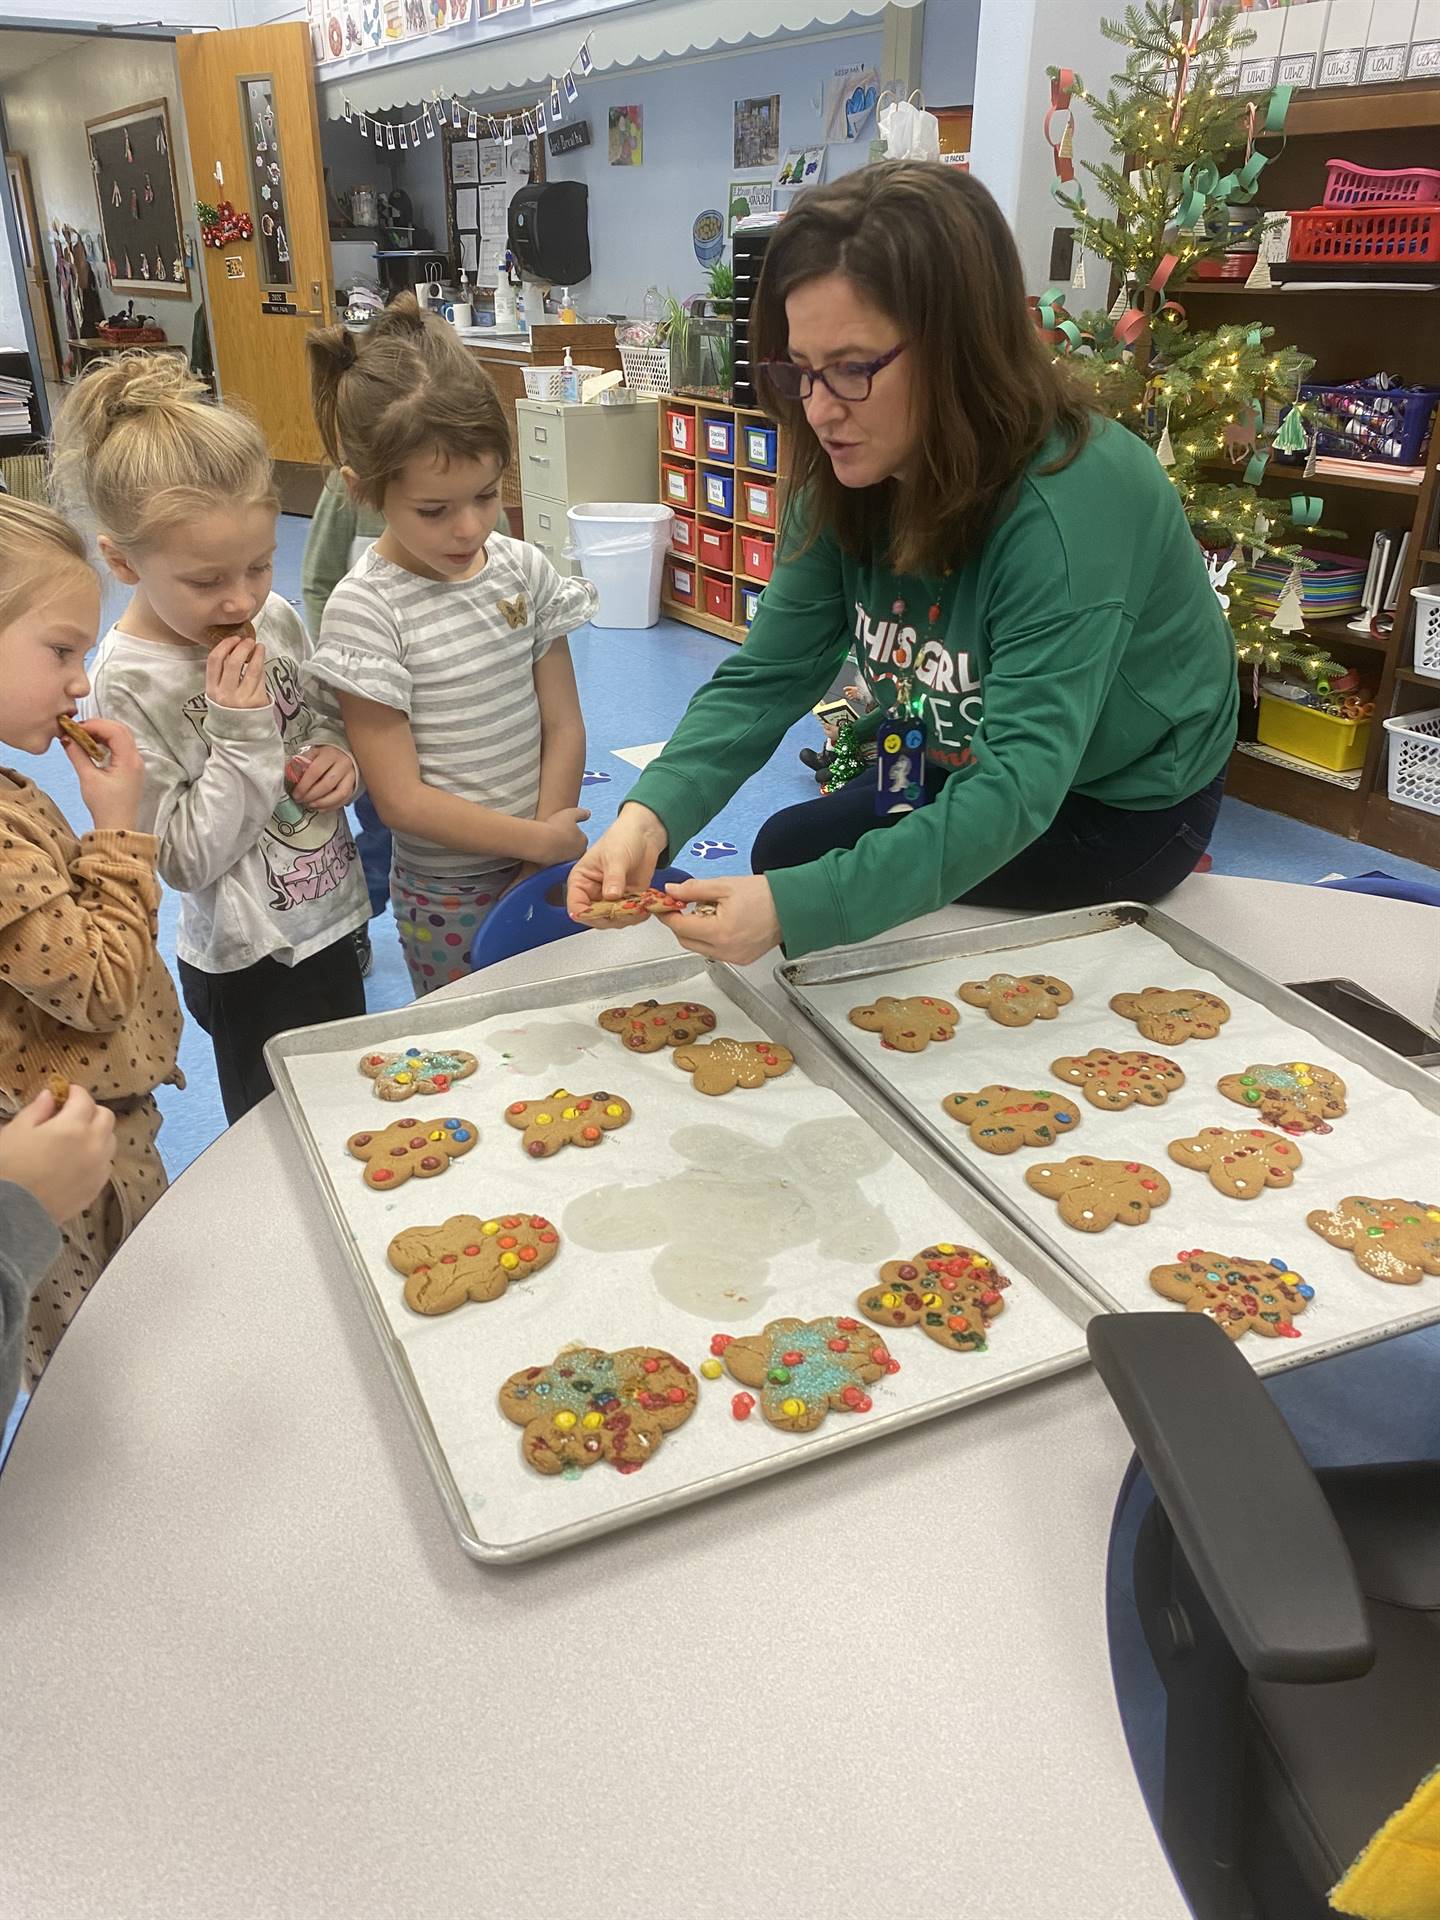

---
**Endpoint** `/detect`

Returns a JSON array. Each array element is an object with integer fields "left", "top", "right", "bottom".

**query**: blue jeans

[
  {"left": 752, "top": 769, "right": 1226, "bottom": 910},
  {"left": 353, "top": 793, "right": 393, "bottom": 919}
]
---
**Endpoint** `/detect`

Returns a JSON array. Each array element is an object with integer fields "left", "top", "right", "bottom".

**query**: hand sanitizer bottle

[{"left": 558, "top": 345, "right": 580, "bottom": 403}]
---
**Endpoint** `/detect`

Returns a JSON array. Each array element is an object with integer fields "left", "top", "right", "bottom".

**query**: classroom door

[
  {"left": 176, "top": 22, "right": 332, "bottom": 467},
  {"left": 4, "top": 153, "right": 63, "bottom": 385}
]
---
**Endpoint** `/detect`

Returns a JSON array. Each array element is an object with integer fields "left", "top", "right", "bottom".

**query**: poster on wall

[
  {"left": 451, "top": 140, "right": 480, "bottom": 184},
  {"left": 822, "top": 66, "right": 879, "bottom": 143},
  {"left": 381, "top": 0, "right": 408, "bottom": 41},
  {"left": 727, "top": 178, "right": 774, "bottom": 234},
  {"left": 776, "top": 145, "right": 824, "bottom": 189},
  {"left": 734, "top": 96, "right": 780, "bottom": 169},
  {"left": 609, "top": 104, "right": 642, "bottom": 166},
  {"left": 86, "top": 99, "right": 189, "bottom": 300}
]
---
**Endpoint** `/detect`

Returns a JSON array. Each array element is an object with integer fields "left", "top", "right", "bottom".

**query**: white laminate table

[{"left": 0, "top": 876, "right": 1434, "bottom": 1920}]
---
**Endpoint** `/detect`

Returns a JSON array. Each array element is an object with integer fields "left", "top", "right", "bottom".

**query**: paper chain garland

[{"left": 341, "top": 27, "right": 593, "bottom": 149}]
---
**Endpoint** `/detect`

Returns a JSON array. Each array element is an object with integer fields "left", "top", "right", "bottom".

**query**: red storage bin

[
  {"left": 670, "top": 512, "right": 697, "bottom": 557},
  {"left": 740, "top": 531, "right": 775, "bottom": 583},
  {"left": 697, "top": 522, "right": 734, "bottom": 569},
  {"left": 742, "top": 477, "right": 777, "bottom": 527},
  {"left": 662, "top": 460, "right": 695, "bottom": 510},
  {"left": 702, "top": 573, "right": 735, "bottom": 623},
  {"left": 665, "top": 406, "right": 696, "bottom": 454},
  {"left": 666, "top": 559, "right": 696, "bottom": 607},
  {"left": 1288, "top": 203, "right": 1440, "bottom": 266}
]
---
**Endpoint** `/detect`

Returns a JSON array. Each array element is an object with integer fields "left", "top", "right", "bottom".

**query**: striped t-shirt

[{"left": 306, "top": 534, "right": 597, "bottom": 881}]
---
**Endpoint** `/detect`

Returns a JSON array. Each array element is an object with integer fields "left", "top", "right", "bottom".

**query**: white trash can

[{"left": 567, "top": 502, "right": 674, "bottom": 629}]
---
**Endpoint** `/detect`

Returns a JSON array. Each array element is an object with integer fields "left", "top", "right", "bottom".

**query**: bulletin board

[
  {"left": 443, "top": 122, "right": 541, "bottom": 290},
  {"left": 86, "top": 98, "right": 190, "bottom": 300}
]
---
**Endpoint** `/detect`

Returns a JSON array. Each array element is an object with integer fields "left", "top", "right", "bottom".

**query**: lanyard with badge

[{"left": 874, "top": 672, "right": 929, "bottom": 815}]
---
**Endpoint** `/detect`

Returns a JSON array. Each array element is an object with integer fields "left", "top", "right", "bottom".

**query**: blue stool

[
  {"left": 467, "top": 863, "right": 693, "bottom": 971},
  {"left": 1315, "top": 872, "right": 1440, "bottom": 909}
]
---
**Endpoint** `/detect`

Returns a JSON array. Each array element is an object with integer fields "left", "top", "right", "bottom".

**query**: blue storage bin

[
  {"left": 701, "top": 467, "right": 735, "bottom": 517},
  {"left": 742, "top": 586, "right": 762, "bottom": 628},
  {"left": 702, "top": 415, "right": 735, "bottom": 461},
  {"left": 743, "top": 423, "right": 778, "bottom": 472}
]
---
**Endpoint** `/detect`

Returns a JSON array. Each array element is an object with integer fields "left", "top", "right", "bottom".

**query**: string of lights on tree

[
  {"left": 1036, "top": 2, "right": 1342, "bottom": 681},
  {"left": 342, "top": 28, "right": 593, "bottom": 154}
]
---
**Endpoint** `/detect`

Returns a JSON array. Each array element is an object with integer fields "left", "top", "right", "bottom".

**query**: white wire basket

[
  {"left": 1383, "top": 705, "right": 1440, "bottom": 816},
  {"left": 521, "top": 364, "right": 602, "bottom": 401},
  {"left": 618, "top": 344, "right": 672, "bottom": 395},
  {"left": 1411, "top": 586, "right": 1440, "bottom": 681}
]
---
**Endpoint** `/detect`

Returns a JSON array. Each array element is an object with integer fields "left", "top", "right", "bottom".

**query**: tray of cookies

[
  {"left": 776, "top": 904, "right": 1440, "bottom": 1376},
  {"left": 264, "top": 953, "right": 1099, "bottom": 1563}
]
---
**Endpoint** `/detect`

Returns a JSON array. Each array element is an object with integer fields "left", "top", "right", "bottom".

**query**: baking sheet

[
  {"left": 779, "top": 907, "right": 1440, "bottom": 1375},
  {"left": 267, "top": 956, "right": 1094, "bottom": 1562}
]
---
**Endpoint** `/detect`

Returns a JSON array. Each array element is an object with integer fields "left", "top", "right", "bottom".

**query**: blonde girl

[
  {"left": 305, "top": 297, "right": 596, "bottom": 993},
  {"left": 53, "top": 355, "right": 370, "bottom": 1123},
  {"left": 0, "top": 495, "right": 182, "bottom": 1385}
]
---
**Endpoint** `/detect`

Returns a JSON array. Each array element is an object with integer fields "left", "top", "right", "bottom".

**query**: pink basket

[{"left": 1323, "top": 157, "right": 1440, "bottom": 208}]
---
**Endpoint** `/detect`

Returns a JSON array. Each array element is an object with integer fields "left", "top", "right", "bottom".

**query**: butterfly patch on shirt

[{"left": 498, "top": 594, "right": 529, "bottom": 630}]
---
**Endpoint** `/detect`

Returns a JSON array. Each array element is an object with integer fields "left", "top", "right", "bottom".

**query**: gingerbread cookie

[
  {"left": 940, "top": 1084, "right": 1081, "bottom": 1155},
  {"left": 1167, "top": 1126, "right": 1302, "bottom": 1201},
  {"left": 347, "top": 1114, "right": 477, "bottom": 1189},
  {"left": 847, "top": 994, "right": 959, "bottom": 1052},
  {"left": 858, "top": 1243, "right": 1010, "bottom": 1352},
  {"left": 1050, "top": 1048, "right": 1185, "bottom": 1111},
  {"left": 44, "top": 1073, "right": 70, "bottom": 1104},
  {"left": 1024, "top": 1155, "right": 1171, "bottom": 1231},
  {"left": 598, "top": 999, "right": 717, "bottom": 1053},
  {"left": 504, "top": 1088, "right": 632, "bottom": 1158},
  {"left": 672, "top": 1036, "right": 795, "bottom": 1096},
  {"left": 1149, "top": 1250, "right": 1314, "bottom": 1341},
  {"left": 1109, "top": 987, "right": 1230, "bottom": 1045},
  {"left": 718, "top": 1315, "right": 892, "bottom": 1431},
  {"left": 57, "top": 712, "right": 107, "bottom": 765},
  {"left": 359, "top": 1044, "right": 479, "bottom": 1101},
  {"left": 572, "top": 887, "right": 682, "bottom": 928},
  {"left": 499, "top": 1346, "right": 698, "bottom": 1475},
  {"left": 388, "top": 1211, "right": 560, "bottom": 1316},
  {"left": 1306, "top": 1196, "right": 1440, "bottom": 1287},
  {"left": 957, "top": 971, "right": 1073, "bottom": 1027},
  {"left": 1218, "top": 1062, "right": 1347, "bottom": 1135}
]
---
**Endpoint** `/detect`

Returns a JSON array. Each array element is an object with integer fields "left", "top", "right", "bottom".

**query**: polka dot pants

[{"left": 389, "top": 861, "right": 518, "bottom": 997}]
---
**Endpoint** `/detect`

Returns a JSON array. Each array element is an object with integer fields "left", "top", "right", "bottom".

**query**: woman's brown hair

[
  {"left": 751, "top": 161, "right": 1091, "bottom": 575},
  {"left": 307, "top": 294, "right": 511, "bottom": 508}
]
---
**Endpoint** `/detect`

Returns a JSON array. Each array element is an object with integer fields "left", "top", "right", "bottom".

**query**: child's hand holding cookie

[
  {"left": 287, "top": 744, "right": 358, "bottom": 812},
  {"left": 66, "top": 716, "right": 146, "bottom": 833}
]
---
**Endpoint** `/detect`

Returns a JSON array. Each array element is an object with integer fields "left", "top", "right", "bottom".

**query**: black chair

[{"left": 1089, "top": 1312, "right": 1440, "bottom": 1920}]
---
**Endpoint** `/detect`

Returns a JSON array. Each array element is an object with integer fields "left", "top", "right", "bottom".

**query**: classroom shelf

[{"left": 656, "top": 395, "right": 788, "bottom": 644}]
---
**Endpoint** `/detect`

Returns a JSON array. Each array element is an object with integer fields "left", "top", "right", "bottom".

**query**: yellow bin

[{"left": 1257, "top": 694, "right": 1372, "bottom": 773}]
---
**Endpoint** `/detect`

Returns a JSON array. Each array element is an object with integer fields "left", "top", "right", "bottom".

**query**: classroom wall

[
  {"left": 0, "top": 216, "right": 25, "bottom": 350},
  {"left": 0, "top": 36, "right": 205, "bottom": 355},
  {"left": 919, "top": 0, "right": 980, "bottom": 105}
]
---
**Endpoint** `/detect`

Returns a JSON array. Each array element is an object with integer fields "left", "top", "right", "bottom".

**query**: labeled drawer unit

[
  {"left": 697, "top": 522, "right": 735, "bottom": 570},
  {"left": 669, "top": 511, "right": 697, "bottom": 557},
  {"left": 701, "top": 414, "right": 735, "bottom": 461},
  {"left": 702, "top": 572, "right": 735, "bottom": 623},
  {"left": 742, "top": 585, "right": 763, "bottom": 628},
  {"left": 740, "top": 530, "right": 776, "bottom": 583},
  {"left": 664, "top": 405, "right": 696, "bottom": 454},
  {"left": 743, "top": 423, "right": 778, "bottom": 472},
  {"left": 742, "top": 476, "right": 777, "bottom": 527},
  {"left": 518, "top": 411, "right": 570, "bottom": 498},
  {"left": 522, "top": 495, "right": 576, "bottom": 576},
  {"left": 662, "top": 460, "right": 696, "bottom": 510},
  {"left": 701, "top": 467, "right": 735, "bottom": 517},
  {"left": 666, "top": 558, "right": 697, "bottom": 606}
]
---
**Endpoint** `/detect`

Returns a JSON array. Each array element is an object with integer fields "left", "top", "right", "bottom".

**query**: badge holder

[{"left": 875, "top": 674, "right": 929, "bottom": 815}]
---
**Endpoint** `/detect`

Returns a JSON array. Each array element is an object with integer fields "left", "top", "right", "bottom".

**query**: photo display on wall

[
  {"left": 86, "top": 98, "right": 190, "bottom": 299},
  {"left": 444, "top": 121, "right": 538, "bottom": 289}
]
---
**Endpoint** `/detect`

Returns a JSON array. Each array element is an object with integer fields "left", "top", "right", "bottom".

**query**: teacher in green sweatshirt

[{"left": 567, "top": 161, "right": 1237, "bottom": 962}]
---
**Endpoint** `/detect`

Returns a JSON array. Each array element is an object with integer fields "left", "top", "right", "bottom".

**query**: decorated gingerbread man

[
  {"left": 1024, "top": 1154, "right": 1171, "bottom": 1231},
  {"left": 941, "top": 1084, "right": 1081, "bottom": 1154},
  {"left": 1109, "top": 987, "right": 1230, "bottom": 1045},
  {"left": 499, "top": 1346, "right": 698, "bottom": 1474},
  {"left": 847, "top": 994, "right": 959, "bottom": 1052},
  {"left": 1306, "top": 1196, "right": 1440, "bottom": 1286},
  {"left": 671, "top": 1036, "right": 795, "bottom": 1095},
  {"left": 1217, "top": 1062, "right": 1347, "bottom": 1134},
  {"left": 388, "top": 1211, "right": 560, "bottom": 1315},
  {"left": 504, "top": 1089, "right": 632, "bottom": 1157},
  {"left": 346, "top": 1114, "right": 477, "bottom": 1189},
  {"left": 1167, "top": 1126, "right": 1302, "bottom": 1201},
  {"left": 597, "top": 999, "right": 717, "bottom": 1053},
  {"left": 359, "top": 1044, "right": 479, "bottom": 1101},
  {"left": 1050, "top": 1048, "right": 1185, "bottom": 1111},
  {"left": 717, "top": 1315, "right": 893, "bottom": 1431},
  {"left": 957, "top": 971, "right": 1073, "bottom": 1027},
  {"left": 858, "top": 1243, "right": 1010, "bottom": 1351},
  {"left": 1149, "top": 1250, "right": 1314, "bottom": 1341}
]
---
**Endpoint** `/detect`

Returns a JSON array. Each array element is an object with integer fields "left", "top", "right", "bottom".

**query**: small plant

[{"left": 706, "top": 259, "right": 735, "bottom": 315}]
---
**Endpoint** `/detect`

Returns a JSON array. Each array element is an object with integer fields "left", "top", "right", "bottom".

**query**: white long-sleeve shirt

[{"left": 87, "top": 593, "right": 369, "bottom": 973}]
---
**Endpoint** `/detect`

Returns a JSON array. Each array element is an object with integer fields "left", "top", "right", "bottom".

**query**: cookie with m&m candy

[
  {"left": 504, "top": 1088, "right": 632, "bottom": 1157},
  {"left": 347, "top": 1114, "right": 477, "bottom": 1189},
  {"left": 859, "top": 1242, "right": 1010, "bottom": 1351},
  {"left": 1306, "top": 1196, "right": 1440, "bottom": 1286},
  {"left": 389, "top": 1211, "right": 560, "bottom": 1315}
]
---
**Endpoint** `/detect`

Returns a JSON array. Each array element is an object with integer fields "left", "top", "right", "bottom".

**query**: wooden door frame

[{"left": 4, "top": 149, "right": 64, "bottom": 386}]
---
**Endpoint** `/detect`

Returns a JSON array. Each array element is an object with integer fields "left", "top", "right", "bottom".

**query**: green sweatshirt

[
  {"left": 301, "top": 474, "right": 386, "bottom": 639},
  {"left": 629, "top": 417, "right": 1237, "bottom": 957}
]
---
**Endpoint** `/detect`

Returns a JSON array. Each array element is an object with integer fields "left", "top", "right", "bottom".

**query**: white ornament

[{"left": 1270, "top": 562, "right": 1306, "bottom": 635}]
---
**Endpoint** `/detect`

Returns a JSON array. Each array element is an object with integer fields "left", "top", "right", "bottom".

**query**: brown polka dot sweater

[{"left": 0, "top": 771, "right": 182, "bottom": 1116}]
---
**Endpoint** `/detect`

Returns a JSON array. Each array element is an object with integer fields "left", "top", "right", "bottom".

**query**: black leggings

[{"left": 751, "top": 768, "right": 1225, "bottom": 911}]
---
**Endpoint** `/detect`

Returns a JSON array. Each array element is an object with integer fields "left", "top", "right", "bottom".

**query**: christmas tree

[{"left": 1040, "top": 3, "right": 1340, "bottom": 678}]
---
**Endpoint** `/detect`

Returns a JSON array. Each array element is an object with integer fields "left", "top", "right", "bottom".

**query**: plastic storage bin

[
  {"left": 1384, "top": 707, "right": 1440, "bottom": 815},
  {"left": 567, "top": 503, "right": 673, "bottom": 630},
  {"left": 670, "top": 511, "right": 696, "bottom": 557},
  {"left": 702, "top": 415, "right": 735, "bottom": 461},
  {"left": 1323, "top": 158, "right": 1440, "bottom": 207},
  {"left": 1296, "top": 380, "right": 1440, "bottom": 467},
  {"left": 1257, "top": 693, "right": 1372, "bottom": 772},
  {"left": 662, "top": 461, "right": 695, "bottom": 510},
  {"left": 740, "top": 530, "right": 775, "bottom": 582},
  {"left": 702, "top": 573, "right": 735, "bottom": 623},
  {"left": 666, "top": 559, "right": 696, "bottom": 607},
  {"left": 1411, "top": 586, "right": 1440, "bottom": 681},
  {"left": 743, "top": 424, "right": 778, "bottom": 471},
  {"left": 664, "top": 406, "right": 696, "bottom": 454},
  {"left": 701, "top": 468, "right": 735, "bottom": 517},
  {"left": 743, "top": 477, "right": 777, "bottom": 527},
  {"left": 742, "top": 586, "right": 763, "bottom": 628},
  {"left": 1288, "top": 204, "right": 1440, "bottom": 266},
  {"left": 619, "top": 344, "right": 672, "bottom": 395},
  {"left": 697, "top": 523, "right": 734, "bottom": 570}
]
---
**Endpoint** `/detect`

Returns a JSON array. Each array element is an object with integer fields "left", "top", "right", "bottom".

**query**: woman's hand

[
  {"left": 566, "top": 802, "right": 668, "bottom": 920},
  {"left": 663, "top": 876, "right": 782, "bottom": 966},
  {"left": 288, "top": 745, "right": 359, "bottom": 812},
  {"left": 67, "top": 716, "right": 146, "bottom": 834}
]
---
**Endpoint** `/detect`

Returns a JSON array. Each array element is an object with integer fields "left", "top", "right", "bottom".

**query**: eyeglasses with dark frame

[{"left": 760, "top": 341, "right": 908, "bottom": 404}]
